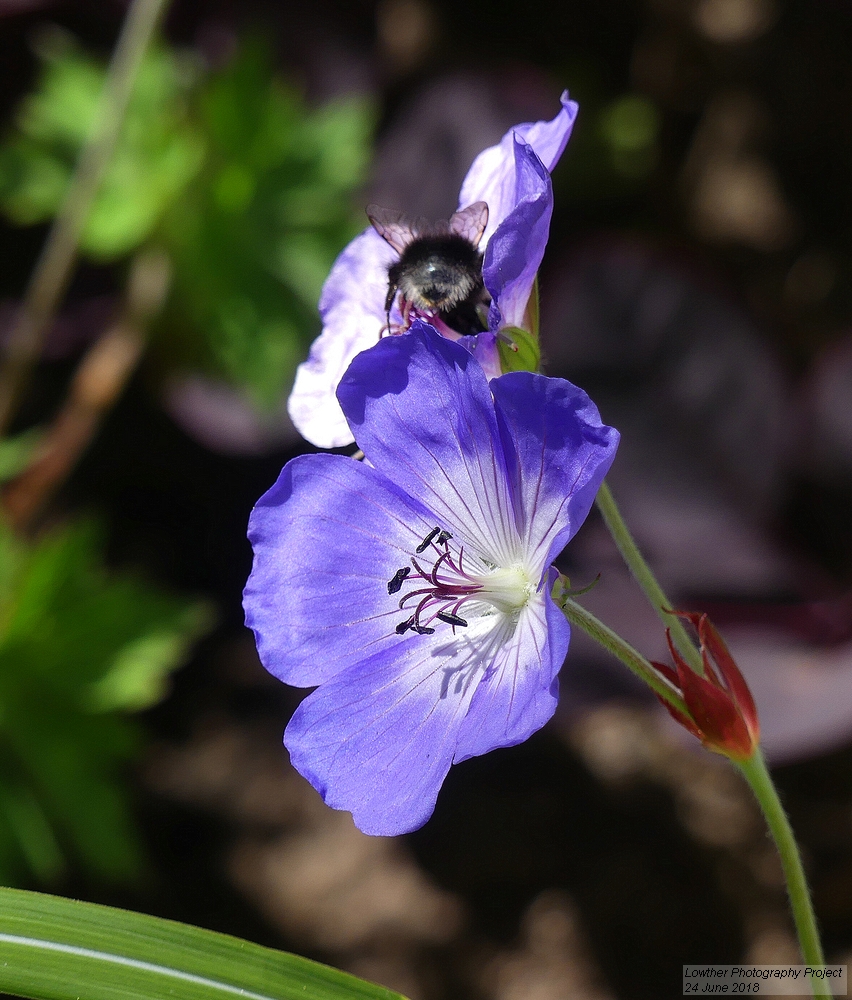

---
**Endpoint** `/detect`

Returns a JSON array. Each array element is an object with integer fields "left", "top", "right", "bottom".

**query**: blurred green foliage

[
  {"left": 0, "top": 32, "right": 374, "bottom": 410},
  {"left": 552, "top": 57, "right": 661, "bottom": 215},
  {"left": 0, "top": 429, "right": 43, "bottom": 483},
  {"left": 0, "top": 30, "right": 372, "bottom": 887},
  {"left": 0, "top": 512, "right": 211, "bottom": 886},
  {"left": 161, "top": 41, "right": 374, "bottom": 410},
  {"left": 0, "top": 30, "right": 204, "bottom": 257},
  {"left": 597, "top": 94, "right": 659, "bottom": 180}
]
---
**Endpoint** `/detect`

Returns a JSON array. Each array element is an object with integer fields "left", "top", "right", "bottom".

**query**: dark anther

[
  {"left": 396, "top": 617, "right": 415, "bottom": 634},
  {"left": 412, "top": 624, "right": 436, "bottom": 635},
  {"left": 415, "top": 527, "right": 441, "bottom": 553},
  {"left": 387, "top": 566, "right": 411, "bottom": 595},
  {"left": 436, "top": 530, "right": 453, "bottom": 545},
  {"left": 436, "top": 611, "right": 468, "bottom": 627}
]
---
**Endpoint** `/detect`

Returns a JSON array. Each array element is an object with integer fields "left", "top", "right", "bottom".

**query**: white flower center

[{"left": 473, "top": 564, "right": 534, "bottom": 617}]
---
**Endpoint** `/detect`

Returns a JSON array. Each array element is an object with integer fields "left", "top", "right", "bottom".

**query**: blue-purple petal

[
  {"left": 337, "top": 324, "right": 520, "bottom": 564},
  {"left": 467, "top": 330, "right": 502, "bottom": 380},
  {"left": 483, "top": 137, "right": 553, "bottom": 331},
  {"left": 453, "top": 578, "right": 569, "bottom": 763},
  {"left": 285, "top": 618, "right": 511, "bottom": 836},
  {"left": 288, "top": 92, "right": 579, "bottom": 448},
  {"left": 512, "top": 91, "right": 580, "bottom": 173},
  {"left": 288, "top": 228, "right": 395, "bottom": 448},
  {"left": 458, "top": 91, "right": 578, "bottom": 248},
  {"left": 490, "top": 372, "right": 620, "bottom": 574},
  {"left": 244, "top": 453, "right": 438, "bottom": 687}
]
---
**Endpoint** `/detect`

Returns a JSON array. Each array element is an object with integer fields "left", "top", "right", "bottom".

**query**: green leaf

[
  {"left": 85, "top": 604, "right": 213, "bottom": 712},
  {"left": 0, "top": 787, "right": 64, "bottom": 882},
  {"left": 0, "top": 41, "right": 203, "bottom": 258},
  {"left": 0, "top": 886, "right": 407, "bottom": 1000},
  {"left": 0, "top": 518, "right": 213, "bottom": 885},
  {"left": 0, "top": 33, "right": 374, "bottom": 411},
  {"left": 497, "top": 326, "right": 541, "bottom": 374},
  {"left": 151, "top": 39, "right": 374, "bottom": 411}
]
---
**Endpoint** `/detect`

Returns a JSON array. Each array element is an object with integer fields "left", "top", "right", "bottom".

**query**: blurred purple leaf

[{"left": 163, "top": 374, "right": 299, "bottom": 455}]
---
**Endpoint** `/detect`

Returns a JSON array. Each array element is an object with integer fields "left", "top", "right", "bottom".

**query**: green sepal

[
  {"left": 551, "top": 572, "right": 600, "bottom": 603},
  {"left": 497, "top": 326, "right": 540, "bottom": 374}
]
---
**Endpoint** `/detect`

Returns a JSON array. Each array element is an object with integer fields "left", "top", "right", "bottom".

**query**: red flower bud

[{"left": 653, "top": 612, "right": 759, "bottom": 761}]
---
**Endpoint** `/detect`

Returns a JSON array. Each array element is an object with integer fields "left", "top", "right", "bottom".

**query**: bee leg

[{"left": 384, "top": 285, "right": 397, "bottom": 336}]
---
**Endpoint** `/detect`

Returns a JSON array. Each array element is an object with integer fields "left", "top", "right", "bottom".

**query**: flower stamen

[
  {"left": 416, "top": 526, "right": 441, "bottom": 553},
  {"left": 387, "top": 566, "right": 411, "bottom": 595},
  {"left": 436, "top": 611, "right": 468, "bottom": 627},
  {"left": 387, "top": 528, "right": 482, "bottom": 635}
]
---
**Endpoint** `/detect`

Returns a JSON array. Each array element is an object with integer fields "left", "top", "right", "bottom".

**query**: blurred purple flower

[
  {"left": 288, "top": 92, "right": 578, "bottom": 449},
  {"left": 245, "top": 324, "right": 617, "bottom": 835}
]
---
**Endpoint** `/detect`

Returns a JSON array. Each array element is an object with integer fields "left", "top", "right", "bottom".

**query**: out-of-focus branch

[
  {"left": 0, "top": 0, "right": 171, "bottom": 436},
  {"left": 3, "top": 252, "right": 170, "bottom": 533}
]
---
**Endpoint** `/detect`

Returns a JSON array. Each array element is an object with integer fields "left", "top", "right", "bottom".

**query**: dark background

[{"left": 2, "top": 1, "right": 852, "bottom": 998}]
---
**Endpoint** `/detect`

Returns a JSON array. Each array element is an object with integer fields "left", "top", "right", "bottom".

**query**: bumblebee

[{"left": 367, "top": 201, "right": 490, "bottom": 334}]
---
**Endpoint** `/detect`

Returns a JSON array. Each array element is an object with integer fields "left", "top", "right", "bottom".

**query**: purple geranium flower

[
  {"left": 288, "top": 92, "right": 579, "bottom": 449},
  {"left": 245, "top": 323, "right": 618, "bottom": 836}
]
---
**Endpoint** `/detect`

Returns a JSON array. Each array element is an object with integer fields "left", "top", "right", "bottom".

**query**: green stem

[
  {"left": 557, "top": 590, "right": 687, "bottom": 716},
  {"left": 593, "top": 483, "right": 828, "bottom": 988},
  {"left": 596, "top": 479, "right": 704, "bottom": 674},
  {"left": 0, "top": 0, "right": 171, "bottom": 436},
  {"left": 737, "top": 752, "right": 829, "bottom": 998},
  {"left": 569, "top": 579, "right": 829, "bottom": 987}
]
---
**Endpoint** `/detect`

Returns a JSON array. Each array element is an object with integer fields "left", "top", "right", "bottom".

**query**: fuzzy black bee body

[{"left": 368, "top": 202, "right": 490, "bottom": 335}]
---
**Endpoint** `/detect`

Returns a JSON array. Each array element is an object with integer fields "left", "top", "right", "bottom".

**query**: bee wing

[
  {"left": 366, "top": 205, "right": 417, "bottom": 254},
  {"left": 449, "top": 202, "right": 489, "bottom": 247}
]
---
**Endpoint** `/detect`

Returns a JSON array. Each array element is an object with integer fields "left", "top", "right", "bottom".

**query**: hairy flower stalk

[
  {"left": 288, "top": 93, "right": 578, "bottom": 448},
  {"left": 244, "top": 324, "right": 617, "bottom": 835}
]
